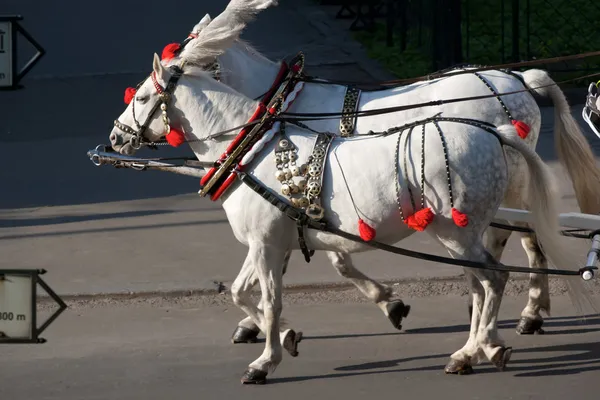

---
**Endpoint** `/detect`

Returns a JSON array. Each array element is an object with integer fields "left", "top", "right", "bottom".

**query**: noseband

[{"left": 113, "top": 65, "right": 186, "bottom": 149}]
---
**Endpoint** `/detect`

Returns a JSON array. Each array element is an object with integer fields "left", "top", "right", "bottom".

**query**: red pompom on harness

[
  {"left": 511, "top": 119, "right": 530, "bottom": 139},
  {"left": 162, "top": 43, "right": 181, "bottom": 61},
  {"left": 358, "top": 218, "right": 376, "bottom": 241},
  {"left": 404, "top": 208, "right": 435, "bottom": 231},
  {"left": 124, "top": 87, "right": 136, "bottom": 104}
]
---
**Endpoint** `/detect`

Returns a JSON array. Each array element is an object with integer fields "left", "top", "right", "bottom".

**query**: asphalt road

[{"left": 1, "top": 293, "right": 599, "bottom": 400}]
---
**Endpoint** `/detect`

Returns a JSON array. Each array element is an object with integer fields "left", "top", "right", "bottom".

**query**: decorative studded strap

[
  {"left": 273, "top": 129, "right": 334, "bottom": 222},
  {"left": 339, "top": 86, "right": 361, "bottom": 137},
  {"left": 305, "top": 132, "right": 334, "bottom": 220}
]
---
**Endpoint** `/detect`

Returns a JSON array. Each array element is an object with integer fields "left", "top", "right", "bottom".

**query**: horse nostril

[{"left": 110, "top": 133, "right": 117, "bottom": 143}]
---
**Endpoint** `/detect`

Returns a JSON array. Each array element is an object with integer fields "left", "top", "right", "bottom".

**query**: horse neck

[
  {"left": 176, "top": 75, "right": 260, "bottom": 163},
  {"left": 219, "top": 41, "right": 281, "bottom": 100}
]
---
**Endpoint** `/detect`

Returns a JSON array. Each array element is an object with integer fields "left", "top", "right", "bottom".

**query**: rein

[
  {"left": 141, "top": 69, "right": 600, "bottom": 146},
  {"left": 234, "top": 171, "right": 597, "bottom": 280},
  {"left": 301, "top": 49, "right": 600, "bottom": 88}
]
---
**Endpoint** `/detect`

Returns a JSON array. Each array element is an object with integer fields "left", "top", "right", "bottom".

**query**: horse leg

[
  {"left": 515, "top": 231, "right": 549, "bottom": 335},
  {"left": 240, "top": 243, "right": 289, "bottom": 385},
  {"left": 475, "top": 224, "right": 512, "bottom": 321},
  {"left": 446, "top": 271, "right": 485, "bottom": 375},
  {"left": 430, "top": 220, "right": 511, "bottom": 374},
  {"left": 231, "top": 249, "right": 301, "bottom": 361},
  {"left": 327, "top": 251, "right": 411, "bottom": 330},
  {"left": 231, "top": 250, "right": 292, "bottom": 344}
]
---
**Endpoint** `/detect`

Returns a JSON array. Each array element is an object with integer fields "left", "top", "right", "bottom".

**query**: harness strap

[
  {"left": 339, "top": 86, "right": 361, "bottom": 137},
  {"left": 236, "top": 171, "right": 596, "bottom": 278}
]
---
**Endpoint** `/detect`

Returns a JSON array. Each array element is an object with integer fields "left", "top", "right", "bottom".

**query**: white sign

[
  {"left": 0, "top": 273, "right": 33, "bottom": 339},
  {"left": 0, "top": 21, "right": 13, "bottom": 87}
]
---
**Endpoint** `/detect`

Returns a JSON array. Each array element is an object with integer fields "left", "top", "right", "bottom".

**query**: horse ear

[
  {"left": 191, "top": 13, "right": 212, "bottom": 34},
  {"left": 152, "top": 53, "right": 170, "bottom": 84}
]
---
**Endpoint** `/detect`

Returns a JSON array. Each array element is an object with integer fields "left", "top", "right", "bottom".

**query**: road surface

[{"left": 1, "top": 293, "right": 600, "bottom": 400}]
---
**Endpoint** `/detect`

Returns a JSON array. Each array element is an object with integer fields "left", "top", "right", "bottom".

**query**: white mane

[{"left": 180, "top": 0, "right": 278, "bottom": 66}]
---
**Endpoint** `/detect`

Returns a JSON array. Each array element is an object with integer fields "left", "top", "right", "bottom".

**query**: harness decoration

[
  {"left": 99, "top": 42, "right": 600, "bottom": 280},
  {"left": 472, "top": 71, "right": 531, "bottom": 139}
]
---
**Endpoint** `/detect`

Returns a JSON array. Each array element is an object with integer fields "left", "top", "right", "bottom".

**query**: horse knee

[{"left": 231, "top": 281, "right": 248, "bottom": 307}]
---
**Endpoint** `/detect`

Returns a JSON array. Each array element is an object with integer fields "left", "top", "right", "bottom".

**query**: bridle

[
  {"left": 113, "top": 31, "right": 222, "bottom": 150},
  {"left": 113, "top": 65, "right": 185, "bottom": 149}
]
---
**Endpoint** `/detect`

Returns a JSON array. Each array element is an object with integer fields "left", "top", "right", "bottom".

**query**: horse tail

[
  {"left": 522, "top": 69, "right": 600, "bottom": 214},
  {"left": 495, "top": 124, "right": 599, "bottom": 316}
]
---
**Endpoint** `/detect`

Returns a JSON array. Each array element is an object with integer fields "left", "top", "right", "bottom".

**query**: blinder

[{"left": 582, "top": 81, "right": 600, "bottom": 139}]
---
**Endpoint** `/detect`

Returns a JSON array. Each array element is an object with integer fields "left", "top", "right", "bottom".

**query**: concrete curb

[{"left": 38, "top": 273, "right": 600, "bottom": 304}]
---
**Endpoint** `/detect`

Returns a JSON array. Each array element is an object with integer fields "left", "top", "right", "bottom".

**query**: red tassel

[
  {"left": 165, "top": 128, "right": 186, "bottom": 147},
  {"left": 162, "top": 43, "right": 181, "bottom": 60},
  {"left": 124, "top": 87, "right": 136, "bottom": 104},
  {"left": 404, "top": 208, "right": 434, "bottom": 231},
  {"left": 451, "top": 208, "right": 469, "bottom": 227},
  {"left": 358, "top": 219, "right": 376, "bottom": 241},
  {"left": 511, "top": 119, "right": 530, "bottom": 139}
]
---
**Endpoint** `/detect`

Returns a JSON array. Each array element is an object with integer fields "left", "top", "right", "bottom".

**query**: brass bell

[
  {"left": 290, "top": 165, "right": 300, "bottom": 176},
  {"left": 281, "top": 184, "right": 291, "bottom": 196},
  {"left": 297, "top": 197, "right": 309, "bottom": 208},
  {"left": 275, "top": 170, "right": 286, "bottom": 182},
  {"left": 283, "top": 168, "right": 293, "bottom": 180},
  {"left": 297, "top": 179, "right": 307, "bottom": 191}
]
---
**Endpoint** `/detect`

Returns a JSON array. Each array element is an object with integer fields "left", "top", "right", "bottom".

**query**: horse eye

[{"left": 136, "top": 96, "right": 149, "bottom": 104}]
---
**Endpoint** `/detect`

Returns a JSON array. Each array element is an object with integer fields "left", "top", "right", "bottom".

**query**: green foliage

[{"left": 351, "top": 0, "right": 600, "bottom": 84}]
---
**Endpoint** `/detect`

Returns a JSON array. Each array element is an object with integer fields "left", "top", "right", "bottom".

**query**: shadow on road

[
  {"left": 402, "top": 314, "right": 600, "bottom": 335},
  {"left": 0, "top": 218, "right": 229, "bottom": 240},
  {"left": 268, "top": 315, "right": 600, "bottom": 384},
  {"left": 268, "top": 340, "right": 600, "bottom": 384},
  {"left": 0, "top": 209, "right": 180, "bottom": 228}
]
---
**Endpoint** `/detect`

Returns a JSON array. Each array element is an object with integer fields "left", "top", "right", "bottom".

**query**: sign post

[
  {"left": 0, "top": 15, "right": 45, "bottom": 90},
  {"left": 0, "top": 269, "right": 67, "bottom": 344}
]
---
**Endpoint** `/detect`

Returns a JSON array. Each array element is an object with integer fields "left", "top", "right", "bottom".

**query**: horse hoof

[
  {"left": 444, "top": 358, "right": 474, "bottom": 375},
  {"left": 386, "top": 300, "right": 411, "bottom": 330},
  {"left": 231, "top": 326, "right": 260, "bottom": 344},
  {"left": 491, "top": 346, "right": 513, "bottom": 371},
  {"left": 241, "top": 368, "right": 267, "bottom": 385},
  {"left": 516, "top": 317, "right": 544, "bottom": 335},
  {"left": 282, "top": 329, "right": 303, "bottom": 357}
]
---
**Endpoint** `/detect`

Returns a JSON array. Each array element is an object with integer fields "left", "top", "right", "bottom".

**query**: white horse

[
  {"left": 107, "top": 0, "right": 594, "bottom": 383},
  {"left": 172, "top": 10, "right": 600, "bottom": 340}
]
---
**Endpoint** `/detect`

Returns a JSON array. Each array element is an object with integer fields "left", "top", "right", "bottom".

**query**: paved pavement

[
  {"left": 1, "top": 294, "right": 600, "bottom": 399},
  {"left": 1, "top": 0, "right": 599, "bottom": 297}
]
